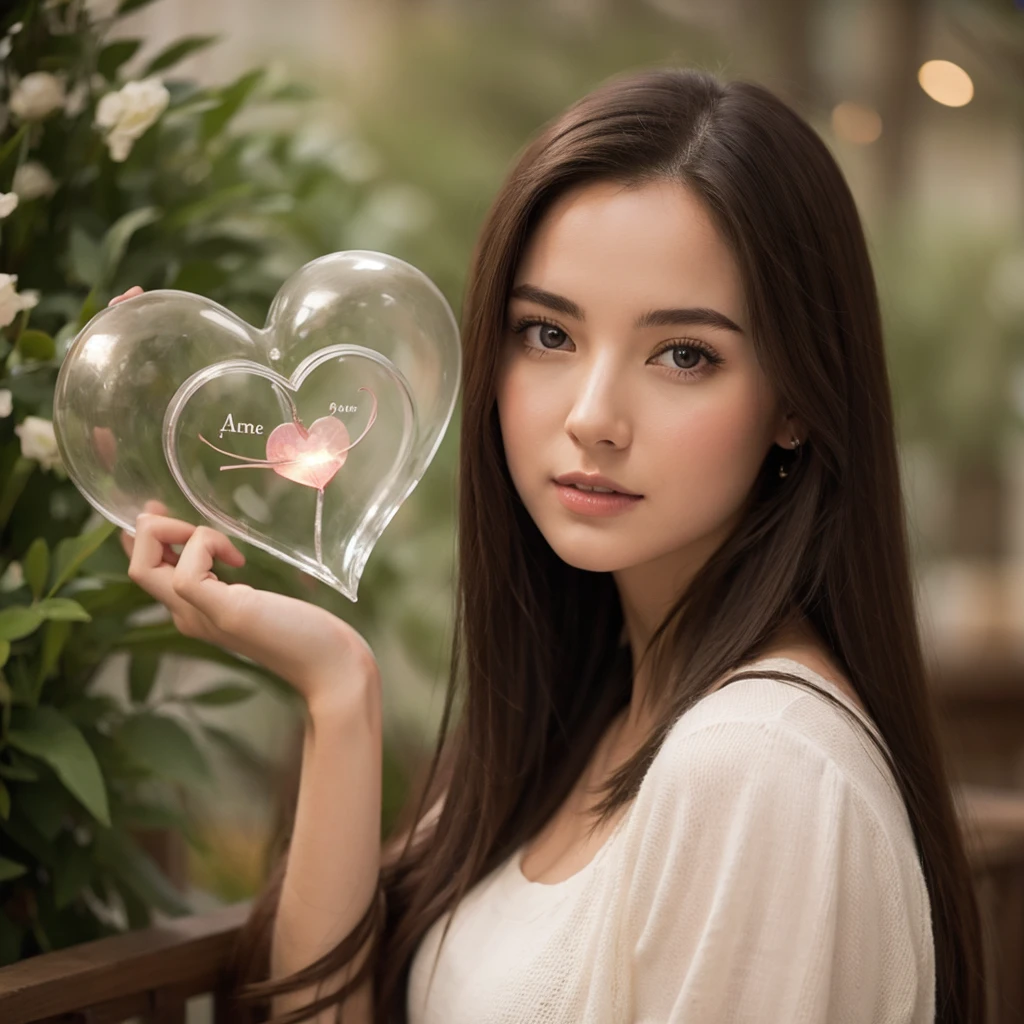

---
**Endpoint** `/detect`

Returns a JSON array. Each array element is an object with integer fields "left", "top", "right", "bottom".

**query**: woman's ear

[{"left": 772, "top": 413, "right": 807, "bottom": 450}]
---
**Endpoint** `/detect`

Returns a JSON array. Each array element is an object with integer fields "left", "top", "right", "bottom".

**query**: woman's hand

[
  {"left": 120, "top": 502, "right": 380, "bottom": 717},
  {"left": 109, "top": 285, "right": 143, "bottom": 306}
]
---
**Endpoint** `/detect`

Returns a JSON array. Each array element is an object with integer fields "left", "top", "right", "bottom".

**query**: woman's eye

[
  {"left": 650, "top": 343, "right": 722, "bottom": 378},
  {"left": 524, "top": 322, "right": 570, "bottom": 350},
  {"left": 666, "top": 347, "right": 701, "bottom": 369}
]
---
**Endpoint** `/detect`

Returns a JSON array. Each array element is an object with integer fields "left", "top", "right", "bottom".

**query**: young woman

[{"left": 117, "top": 67, "right": 983, "bottom": 1023}]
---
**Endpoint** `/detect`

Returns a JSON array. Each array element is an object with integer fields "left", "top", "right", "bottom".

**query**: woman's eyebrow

[{"left": 508, "top": 283, "right": 745, "bottom": 335}]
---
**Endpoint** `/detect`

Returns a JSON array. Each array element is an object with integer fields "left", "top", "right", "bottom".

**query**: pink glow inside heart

[{"left": 266, "top": 416, "right": 352, "bottom": 490}]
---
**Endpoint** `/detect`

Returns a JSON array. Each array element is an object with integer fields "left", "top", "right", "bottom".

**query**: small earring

[{"left": 779, "top": 435, "right": 801, "bottom": 478}]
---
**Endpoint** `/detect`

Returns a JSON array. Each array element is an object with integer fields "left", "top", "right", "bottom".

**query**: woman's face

[{"left": 496, "top": 178, "right": 793, "bottom": 584}]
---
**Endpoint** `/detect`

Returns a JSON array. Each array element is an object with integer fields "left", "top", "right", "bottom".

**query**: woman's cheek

[
  {"left": 496, "top": 362, "right": 544, "bottom": 486},
  {"left": 649, "top": 384, "right": 772, "bottom": 520}
]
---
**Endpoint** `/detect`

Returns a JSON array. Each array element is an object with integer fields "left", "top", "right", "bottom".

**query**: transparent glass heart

[{"left": 53, "top": 251, "right": 461, "bottom": 601}]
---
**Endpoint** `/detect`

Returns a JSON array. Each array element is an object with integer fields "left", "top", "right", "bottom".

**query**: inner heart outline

[{"left": 163, "top": 343, "right": 416, "bottom": 599}]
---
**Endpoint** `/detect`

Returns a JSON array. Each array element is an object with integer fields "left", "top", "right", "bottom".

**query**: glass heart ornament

[{"left": 53, "top": 251, "right": 461, "bottom": 601}]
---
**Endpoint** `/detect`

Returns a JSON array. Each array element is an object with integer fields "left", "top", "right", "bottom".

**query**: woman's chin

[{"left": 545, "top": 538, "right": 636, "bottom": 574}]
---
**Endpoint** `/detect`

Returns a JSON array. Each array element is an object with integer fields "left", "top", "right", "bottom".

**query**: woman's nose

[{"left": 563, "top": 356, "right": 632, "bottom": 450}]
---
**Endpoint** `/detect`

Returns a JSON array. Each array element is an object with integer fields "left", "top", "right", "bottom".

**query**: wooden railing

[
  {"left": 959, "top": 785, "right": 1024, "bottom": 1024},
  {"left": 0, "top": 900, "right": 251, "bottom": 1024},
  {"left": 0, "top": 786, "right": 1022, "bottom": 1024}
]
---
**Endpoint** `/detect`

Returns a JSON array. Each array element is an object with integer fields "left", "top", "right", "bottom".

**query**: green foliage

[
  {"left": 0, "top": 0, "right": 448, "bottom": 961},
  {"left": 877, "top": 223, "right": 1024, "bottom": 464}
]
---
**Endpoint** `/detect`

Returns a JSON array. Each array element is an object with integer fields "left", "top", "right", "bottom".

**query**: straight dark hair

[{"left": 225, "top": 66, "right": 985, "bottom": 1024}]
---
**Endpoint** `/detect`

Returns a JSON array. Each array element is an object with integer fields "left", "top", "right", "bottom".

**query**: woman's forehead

[{"left": 511, "top": 180, "right": 747, "bottom": 330}]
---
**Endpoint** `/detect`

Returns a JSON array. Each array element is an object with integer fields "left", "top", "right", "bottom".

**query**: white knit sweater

[{"left": 406, "top": 657, "right": 935, "bottom": 1023}]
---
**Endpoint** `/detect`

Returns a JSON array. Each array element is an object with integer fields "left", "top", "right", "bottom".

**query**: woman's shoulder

[
  {"left": 622, "top": 662, "right": 934, "bottom": 1024},
  {"left": 626, "top": 658, "right": 923, "bottom": 901},
  {"left": 649, "top": 654, "right": 900, "bottom": 816},
  {"left": 634, "top": 655, "right": 917, "bottom": 856}
]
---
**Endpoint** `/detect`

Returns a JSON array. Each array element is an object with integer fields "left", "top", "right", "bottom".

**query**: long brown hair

[{"left": 226, "top": 66, "right": 985, "bottom": 1024}]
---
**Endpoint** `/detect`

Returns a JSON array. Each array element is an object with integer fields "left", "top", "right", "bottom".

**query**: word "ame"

[{"left": 219, "top": 414, "right": 264, "bottom": 439}]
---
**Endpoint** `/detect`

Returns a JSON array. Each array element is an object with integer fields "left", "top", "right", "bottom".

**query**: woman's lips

[{"left": 552, "top": 481, "right": 644, "bottom": 516}]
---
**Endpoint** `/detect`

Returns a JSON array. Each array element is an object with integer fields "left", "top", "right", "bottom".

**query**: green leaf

[
  {"left": 116, "top": 713, "right": 210, "bottom": 786},
  {"left": 73, "top": 580, "right": 148, "bottom": 616},
  {"left": 0, "top": 125, "right": 29, "bottom": 174},
  {"left": 129, "top": 650, "right": 159, "bottom": 704},
  {"left": 97, "top": 39, "right": 142, "bottom": 80},
  {"left": 0, "top": 856, "right": 27, "bottom": 882},
  {"left": 20, "top": 780, "right": 69, "bottom": 840},
  {"left": 52, "top": 842, "right": 93, "bottom": 910},
  {"left": 0, "top": 458, "right": 35, "bottom": 534},
  {"left": 38, "top": 619, "right": 72, "bottom": 684},
  {"left": 0, "top": 606, "right": 44, "bottom": 642},
  {"left": 201, "top": 69, "right": 264, "bottom": 142},
  {"left": 0, "top": 760, "right": 39, "bottom": 783},
  {"left": 0, "top": 908, "right": 24, "bottom": 965},
  {"left": 161, "top": 183, "right": 255, "bottom": 231},
  {"left": 100, "top": 206, "right": 161, "bottom": 284},
  {"left": 69, "top": 227, "right": 102, "bottom": 289},
  {"left": 76, "top": 288, "right": 100, "bottom": 330},
  {"left": 47, "top": 520, "right": 117, "bottom": 599},
  {"left": 17, "top": 330, "right": 56, "bottom": 362},
  {"left": 143, "top": 35, "right": 220, "bottom": 75},
  {"left": 7, "top": 706, "right": 111, "bottom": 827},
  {"left": 185, "top": 682, "right": 255, "bottom": 706},
  {"left": 36, "top": 597, "right": 91, "bottom": 622},
  {"left": 0, "top": 664, "right": 13, "bottom": 694},
  {"left": 4, "top": 663, "right": 33, "bottom": 707},
  {"left": 168, "top": 259, "right": 228, "bottom": 294},
  {"left": 0, "top": 779, "right": 8, "bottom": 820},
  {"left": 62, "top": 695, "right": 120, "bottom": 730},
  {"left": 3, "top": 814, "right": 56, "bottom": 866},
  {"left": 23, "top": 539, "right": 49, "bottom": 602}
]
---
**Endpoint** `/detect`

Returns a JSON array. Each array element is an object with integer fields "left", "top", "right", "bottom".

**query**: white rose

[
  {"left": 106, "top": 131, "right": 134, "bottom": 162},
  {"left": 15, "top": 416, "right": 62, "bottom": 472},
  {"left": 0, "top": 273, "right": 40, "bottom": 327},
  {"left": 95, "top": 78, "right": 169, "bottom": 163},
  {"left": 0, "top": 193, "right": 18, "bottom": 218},
  {"left": 0, "top": 390, "right": 12, "bottom": 418},
  {"left": 10, "top": 72, "right": 66, "bottom": 121},
  {"left": 12, "top": 161, "right": 57, "bottom": 200}
]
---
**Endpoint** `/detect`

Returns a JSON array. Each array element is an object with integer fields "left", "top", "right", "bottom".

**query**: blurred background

[
  {"left": 1, "top": 0, "right": 1024, "bottom": 1016},
  {"left": 117, "top": 0, "right": 1024, "bottom": 905}
]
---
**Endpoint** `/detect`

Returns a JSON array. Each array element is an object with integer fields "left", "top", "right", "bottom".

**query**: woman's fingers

[
  {"left": 171, "top": 526, "right": 246, "bottom": 626},
  {"left": 127, "top": 514, "right": 197, "bottom": 606},
  {"left": 108, "top": 285, "right": 143, "bottom": 307},
  {"left": 126, "top": 512, "right": 249, "bottom": 646},
  {"left": 120, "top": 499, "right": 173, "bottom": 561}
]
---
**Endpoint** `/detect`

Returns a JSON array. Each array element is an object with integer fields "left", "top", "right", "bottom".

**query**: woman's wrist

[{"left": 303, "top": 652, "right": 383, "bottom": 737}]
